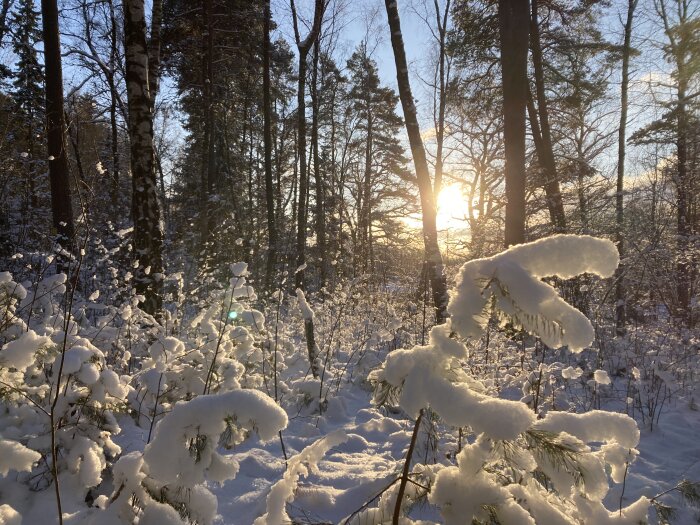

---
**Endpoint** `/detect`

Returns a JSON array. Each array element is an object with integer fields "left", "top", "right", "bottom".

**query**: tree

[
  {"left": 0, "top": 0, "right": 14, "bottom": 48},
  {"left": 10, "top": 0, "right": 44, "bottom": 215},
  {"left": 411, "top": 0, "right": 452, "bottom": 197},
  {"left": 41, "top": 0, "right": 75, "bottom": 252},
  {"left": 616, "top": 0, "right": 638, "bottom": 333},
  {"left": 291, "top": 0, "right": 326, "bottom": 290},
  {"left": 123, "top": 0, "right": 164, "bottom": 316},
  {"left": 528, "top": 0, "right": 567, "bottom": 233},
  {"left": 498, "top": 0, "right": 528, "bottom": 247},
  {"left": 384, "top": 0, "right": 448, "bottom": 323},
  {"left": 632, "top": 0, "right": 700, "bottom": 326},
  {"left": 346, "top": 43, "right": 410, "bottom": 274},
  {"left": 655, "top": 0, "right": 700, "bottom": 326},
  {"left": 263, "top": 0, "right": 277, "bottom": 289}
]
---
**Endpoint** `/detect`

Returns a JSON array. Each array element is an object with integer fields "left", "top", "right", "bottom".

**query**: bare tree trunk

[
  {"left": 263, "top": 0, "right": 277, "bottom": 289},
  {"left": 41, "top": 0, "right": 75, "bottom": 253},
  {"left": 291, "top": 0, "right": 325, "bottom": 290},
  {"left": 384, "top": 0, "right": 447, "bottom": 324},
  {"left": 615, "top": 0, "right": 637, "bottom": 334},
  {"left": 105, "top": 0, "right": 121, "bottom": 216},
  {"left": 199, "top": 0, "right": 216, "bottom": 247},
  {"left": 499, "top": 0, "right": 528, "bottom": 247},
  {"left": 529, "top": 0, "right": 566, "bottom": 233},
  {"left": 147, "top": 0, "right": 162, "bottom": 113},
  {"left": 432, "top": 0, "right": 450, "bottom": 197},
  {"left": 123, "top": 0, "right": 164, "bottom": 317},
  {"left": 676, "top": 75, "right": 690, "bottom": 326},
  {"left": 360, "top": 83, "right": 373, "bottom": 273},
  {"left": 656, "top": 0, "right": 693, "bottom": 326},
  {"left": 311, "top": 38, "right": 327, "bottom": 284}
]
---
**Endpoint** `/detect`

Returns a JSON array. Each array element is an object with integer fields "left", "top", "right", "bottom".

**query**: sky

[{"left": 271, "top": 0, "right": 438, "bottom": 121}]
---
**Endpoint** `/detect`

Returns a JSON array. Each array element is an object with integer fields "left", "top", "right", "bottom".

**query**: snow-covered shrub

[
  {"left": 369, "top": 235, "right": 650, "bottom": 524},
  {"left": 128, "top": 263, "right": 266, "bottom": 435},
  {"left": 105, "top": 390, "right": 287, "bottom": 525},
  {"left": 260, "top": 279, "right": 404, "bottom": 417},
  {"left": 0, "top": 271, "right": 128, "bottom": 498}
]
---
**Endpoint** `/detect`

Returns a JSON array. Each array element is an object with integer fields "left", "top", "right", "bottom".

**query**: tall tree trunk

[
  {"left": 199, "top": 0, "right": 216, "bottom": 248},
  {"left": 499, "top": 0, "right": 528, "bottom": 248},
  {"left": 384, "top": 0, "right": 447, "bottom": 324},
  {"left": 41, "top": 0, "right": 75, "bottom": 254},
  {"left": 529, "top": 0, "right": 567, "bottom": 232},
  {"left": 676, "top": 75, "right": 690, "bottom": 325},
  {"left": 361, "top": 108, "right": 373, "bottom": 274},
  {"left": 107, "top": 0, "right": 120, "bottom": 217},
  {"left": 311, "top": 38, "right": 327, "bottom": 285},
  {"left": 263, "top": 0, "right": 277, "bottom": 289},
  {"left": 615, "top": 0, "right": 637, "bottom": 334},
  {"left": 432, "top": 0, "right": 450, "bottom": 197},
  {"left": 147, "top": 0, "right": 162, "bottom": 114},
  {"left": 291, "top": 0, "right": 325, "bottom": 290},
  {"left": 657, "top": 0, "right": 692, "bottom": 326},
  {"left": 123, "top": 0, "right": 164, "bottom": 317}
]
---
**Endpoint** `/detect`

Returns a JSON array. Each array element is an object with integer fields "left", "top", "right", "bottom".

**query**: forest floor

[
  {"left": 3, "top": 361, "right": 699, "bottom": 524},
  {"left": 110, "top": 378, "right": 700, "bottom": 524}
]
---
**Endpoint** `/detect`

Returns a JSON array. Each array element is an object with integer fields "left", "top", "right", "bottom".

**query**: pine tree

[
  {"left": 346, "top": 43, "right": 410, "bottom": 274},
  {"left": 10, "top": 0, "right": 44, "bottom": 214}
]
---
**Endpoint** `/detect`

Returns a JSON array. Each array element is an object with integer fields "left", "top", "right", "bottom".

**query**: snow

[
  {"left": 296, "top": 288, "right": 314, "bottom": 321},
  {"left": 449, "top": 234, "right": 619, "bottom": 352},
  {"left": 0, "top": 505, "right": 21, "bottom": 525},
  {"left": 139, "top": 502, "right": 187, "bottom": 525},
  {"left": 143, "top": 390, "right": 288, "bottom": 488},
  {"left": 1, "top": 235, "right": 697, "bottom": 524},
  {"left": 594, "top": 369, "right": 612, "bottom": 385},
  {"left": 0, "top": 330, "right": 51, "bottom": 371},
  {"left": 0, "top": 439, "right": 41, "bottom": 476},
  {"left": 254, "top": 429, "right": 349, "bottom": 524},
  {"left": 534, "top": 410, "right": 640, "bottom": 449},
  {"left": 375, "top": 321, "right": 535, "bottom": 441}
]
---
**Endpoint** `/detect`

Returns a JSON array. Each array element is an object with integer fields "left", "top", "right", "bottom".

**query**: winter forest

[{"left": 1, "top": 0, "right": 700, "bottom": 522}]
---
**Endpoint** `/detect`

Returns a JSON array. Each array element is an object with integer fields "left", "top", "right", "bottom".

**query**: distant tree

[
  {"left": 631, "top": 0, "right": 700, "bottom": 326},
  {"left": 654, "top": 0, "right": 700, "bottom": 326},
  {"left": 263, "top": 0, "right": 277, "bottom": 289},
  {"left": 10, "top": 0, "right": 44, "bottom": 215},
  {"left": 0, "top": 0, "right": 14, "bottom": 48},
  {"left": 615, "top": 0, "right": 639, "bottom": 334},
  {"left": 346, "top": 43, "right": 410, "bottom": 274},
  {"left": 527, "top": 0, "right": 567, "bottom": 233}
]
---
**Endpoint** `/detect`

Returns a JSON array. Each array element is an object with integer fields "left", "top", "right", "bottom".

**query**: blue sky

[{"left": 271, "top": 0, "right": 437, "bottom": 122}]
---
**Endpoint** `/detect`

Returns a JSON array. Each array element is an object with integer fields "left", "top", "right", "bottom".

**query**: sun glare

[{"left": 436, "top": 183, "right": 468, "bottom": 230}]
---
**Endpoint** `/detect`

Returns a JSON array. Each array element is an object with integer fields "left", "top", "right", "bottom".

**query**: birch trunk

[{"left": 123, "top": 0, "right": 164, "bottom": 317}]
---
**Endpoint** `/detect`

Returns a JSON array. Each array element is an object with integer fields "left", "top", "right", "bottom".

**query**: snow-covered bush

[
  {"left": 0, "top": 270, "right": 129, "bottom": 507},
  {"left": 105, "top": 390, "right": 287, "bottom": 525},
  {"left": 128, "top": 262, "right": 266, "bottom": 435},
  {"left": 369, "top": 235, "right": 650, "bottom": 524}
]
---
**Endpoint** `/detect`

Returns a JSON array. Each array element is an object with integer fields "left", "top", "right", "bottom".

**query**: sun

[{"left": 436, "top": 183, "right": 468, "bottom": 230}]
